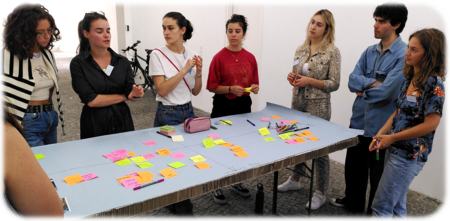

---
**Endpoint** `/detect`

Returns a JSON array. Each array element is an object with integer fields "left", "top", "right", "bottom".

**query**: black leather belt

[{"left": 26, "top": 103, "right": 53, "bottom": 113}]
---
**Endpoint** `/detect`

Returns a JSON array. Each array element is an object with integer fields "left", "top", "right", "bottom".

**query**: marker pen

[
  {"left": 133, "top": 179, "right": 165, "bottom": 191},
  {"left": 247, "top": 119, "right": 255, "bottom": 126}
]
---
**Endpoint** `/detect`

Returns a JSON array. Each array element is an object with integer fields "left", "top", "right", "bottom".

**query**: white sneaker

[
  {"left": 277, "top": 176, "right": 301, "bottom": 192},
  {"left": 305, "top": 190, "right": 327, "bottom": 210}
]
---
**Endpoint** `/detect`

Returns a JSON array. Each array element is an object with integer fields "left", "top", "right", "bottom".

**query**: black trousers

[
  {"left": 344, "top": 135, "right": 386, "bottom": 214},
  {"left": 211, "top": 94, "right": 252, "bottom": 118}
]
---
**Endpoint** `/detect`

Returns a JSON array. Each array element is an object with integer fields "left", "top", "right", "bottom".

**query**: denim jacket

[{"left": 348, "top": 36, "right": 407, "bottom": 137}]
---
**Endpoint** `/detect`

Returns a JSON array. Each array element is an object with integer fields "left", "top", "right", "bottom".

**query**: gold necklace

[{"left": 228, "top": 48, "right": 242, "bottom": 62}]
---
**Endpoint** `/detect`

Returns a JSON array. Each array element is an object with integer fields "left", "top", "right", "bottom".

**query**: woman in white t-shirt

[
  {"left": 149, "top": 11, "right": 203, "bottom": 128},
  {"left": 149, "top": 12, "right": 202, "bottom": 215}
]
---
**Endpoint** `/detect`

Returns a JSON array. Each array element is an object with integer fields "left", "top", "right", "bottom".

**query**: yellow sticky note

[
  {"left": 259, "top": 127, "right": 271, "bottom": 136},
  {"left": 160, "top": 168, "right": 178, "bottom": 179},
  {"left": 130, "top": 156, "right": 147, "bottom": 163},
  {"left": 279, "top": 134, "right": 291, "bottom": 140},
  {"left": 271, "top": 116, "right": 282, "bottom": 119},
  {"left": 220, "top": 142, "right": 234, "bottom": 147},
  {"left": 263, "top": 137, "right": 276, "bottom": 142},
  {"left": 296, "top": 133, "right": 307, "bottom": 137},
  {"left": 195, "top": 162, "right": 211, "bottom": 170},
  {"left": 294, "top": 137, "right": 306, "bottom": 143},
  {"left": 127, "top": 152, "right": 136, "bottom": 157},
  {"left": 235, "top": 151, "right": 250, "bottom": 158},
  {"left": 64, "top": 174, "right": 84, "bottom": 185},
  {"left": 213, "top": 139, "right": 226, "bottom": 145},
  {"left": 203, "top": 138, "right": 216, "bottom": 148},
  {"left": 117, "top": 175, "right": 134, "bottom": 185},
  {"left": 301, "top": 130, "right": 314, "bottom": 136},
  {"left": 245, "top": 87, "right": 252, "bottom": 92},
  {"left": 115, "top": 158, "right": 133, "bottom": 166},
  {"left": 156, "top": 148, "right": 172, "bottom": 156},
  {"left": 35, "top": 153, "right": 45, "bottom": 160},
  {"left": 136, "top": 162, "right": 154, "bottom": 169},
  {"left": 190, "top": 155, "right": 206, "bottom": 162},
  {"left": 308, "top": 137, "right": 319, "bottom": 141},
  {"left": 230, "top": 145, "right": 245, "bottom": 152},
  {"left": 168, "top": 161, "right": 186, "bottom": 169},
  {"left": 137, "top": 171, "right": 154, "bottom": 183},
  {"left": 290, "top": 120, "right": 299, "bottom": 124},
  {"left": 172, "top": 135, "right": 184, "bottom": 142}
]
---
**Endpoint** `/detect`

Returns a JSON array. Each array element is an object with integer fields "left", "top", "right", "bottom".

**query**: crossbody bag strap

[{"left": 153, "top": 48, "right": 191, "bottom": 92}]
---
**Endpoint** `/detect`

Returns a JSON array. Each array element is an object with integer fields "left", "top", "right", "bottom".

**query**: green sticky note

[
  {"left": 130, "top": 156, "right": 147, "bottom": 163},
  {"left": 160, "top": 125, "right": 175, "bottom": 131},
  {"left": 115, "top": 158, "right": 133, "bottom": 166},
  {"left": 213, "top": 139, "right": 226, "bottom": 145},
  {"left": 136, "top": 162, "right": 154, "bottom": 169},
  {"left": 168, "top": 161, "right": 186, "bottom": 169},
  {"left": 259, "top": 127, "right": 271, "bottom": 136},
  {"left": 263, "top": 137, "right": 276, "bottom": 142},
  {"left": 35, "top": 153, "right": 45, "bottom": 160},
  {"left": 279, "top": 134, "right": 291, "bottom": 140},
  {"left": 190, "top": 155, "right": 206, "bottom": 163},
  {"left": 203, "top": 138, "right": 216, "bottom": 148}
]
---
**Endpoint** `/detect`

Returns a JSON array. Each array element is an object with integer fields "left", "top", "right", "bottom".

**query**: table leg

[
  {"left": 272, "top": 171, "right": 278, "bottom": 214},
  {"left": 307, "top": 159, "right": 315, "bottom": 216}
]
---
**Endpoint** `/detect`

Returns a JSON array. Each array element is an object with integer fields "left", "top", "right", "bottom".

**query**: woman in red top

[
  {"left": 206, "top": 14, "right": 259, "bottom": 205},
  {"left": 207, "top": 14, "right": 259, "bottom": 118}
]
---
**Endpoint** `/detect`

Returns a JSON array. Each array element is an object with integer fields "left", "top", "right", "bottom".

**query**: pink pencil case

[{"left": 184, "top": 116, "right": 211, "bottom": 133}]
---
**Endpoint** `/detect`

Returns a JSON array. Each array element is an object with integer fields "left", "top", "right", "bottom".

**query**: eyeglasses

[{"left": 36, "top": 28, "right": 54, "bottom": 37}]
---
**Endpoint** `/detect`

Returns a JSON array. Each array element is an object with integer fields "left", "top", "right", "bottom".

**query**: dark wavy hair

[
  {"left": 3, "top": 3, "right": 60, "bottom": 60},
  {"left": 373, "top": 3, "right": 408, "bottom": 35},
  {"left": 0, "top": 91, "right": 25, "bottom": 137},
  {"left": 404, "top": 28, "right": 446, "bottom": 89},
  {"left": 77, "top": 12, "right": 108, "bottom": 54},
  {"left": 226, "top": 14, "right": 248, "bottom": 34},
  {"left": 163, "top": 12, "right": 193, "bottom": 42}
]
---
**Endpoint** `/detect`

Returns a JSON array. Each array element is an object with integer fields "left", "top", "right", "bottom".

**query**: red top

[{"left": 207, "top": 47, "right": 259, "bottom": 99}]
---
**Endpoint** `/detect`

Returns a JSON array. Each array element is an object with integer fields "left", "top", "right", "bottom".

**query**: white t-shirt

[
  {"left": 301, "top": 63, "right": 308, "bottom": 76},
  {"left": 30, "top": 53, "right": 55, "bottom": 101},
  {"left": 149, "top": 46, "right": 197, "bottom": 105}
]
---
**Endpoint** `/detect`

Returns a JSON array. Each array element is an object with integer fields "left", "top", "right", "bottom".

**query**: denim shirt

[{"left": 348, "top": 36, "right": 407, "bottom": 137}]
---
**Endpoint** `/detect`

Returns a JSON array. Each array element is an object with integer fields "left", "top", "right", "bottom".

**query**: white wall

[{"left": 260, "top": 0, "right": 450, "bottom": 203}]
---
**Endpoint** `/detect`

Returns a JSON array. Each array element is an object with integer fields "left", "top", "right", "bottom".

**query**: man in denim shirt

[{"left": 330, "top": 3, "right": 408, "bottom": 215}]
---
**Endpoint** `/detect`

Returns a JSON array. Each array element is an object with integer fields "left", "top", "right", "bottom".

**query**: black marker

[{"left": 156, "top": 131, "right": 172, "bottom": 138}]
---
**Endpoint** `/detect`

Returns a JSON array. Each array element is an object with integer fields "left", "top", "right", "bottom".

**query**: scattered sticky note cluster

[
  {"left": 64, "top": 172, "right": 98, "bottom": 186},
  {"left": 117, "top": 171, "right": 155, "bottom": 189}
]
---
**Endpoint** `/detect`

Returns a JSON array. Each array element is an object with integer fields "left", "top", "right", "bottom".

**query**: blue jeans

[
  {"left": 153, "top": 101, "right": 195, "bottom": 127},
  {"left": 22, "top": 109, "right": 59, "bottom": 147},
  {"left": 371, "top": 150, "right": 425, "bottom": 218}
]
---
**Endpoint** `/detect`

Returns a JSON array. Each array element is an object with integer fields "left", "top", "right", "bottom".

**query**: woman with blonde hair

[{"left": 277, "top": 9, "right": 340, "bottom": 211}]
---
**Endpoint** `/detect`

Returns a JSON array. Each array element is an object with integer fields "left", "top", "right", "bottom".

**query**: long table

[{"left": 32, "top": 102, "right": 362, "bottom": 218}]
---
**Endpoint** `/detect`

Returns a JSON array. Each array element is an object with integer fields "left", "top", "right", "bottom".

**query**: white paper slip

[
  {"left": 406, "top": 95, "right": 416, "bottom": 102},
  {"left": 172, "top": 135, "right": 184, "bottom": 142},
  {"left": 105, "top": 65, "right": 114, "bottom": 76},
  {"left": 293, "top": 59, "right": 299, "bottom": 66}
]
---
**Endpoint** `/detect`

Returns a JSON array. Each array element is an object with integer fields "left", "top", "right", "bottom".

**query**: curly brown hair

[
  {"left": 404, "top": 28, "right": 446, "bottom": 88},
  {"left": 3, "top": 3, "right": 61, "bottom": 60}
]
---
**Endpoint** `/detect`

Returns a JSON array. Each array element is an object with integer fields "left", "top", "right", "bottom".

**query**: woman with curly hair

[
  {"left": 2, "top": 3, "right": 65, "bottom": 147},
  {"left": 370, "top": 28, "right": 445, "bottom": 217}
]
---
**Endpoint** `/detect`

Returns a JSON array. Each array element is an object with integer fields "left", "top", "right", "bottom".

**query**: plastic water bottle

[{"left": 255, "top": 183, "right": 264, "bottom": 214}]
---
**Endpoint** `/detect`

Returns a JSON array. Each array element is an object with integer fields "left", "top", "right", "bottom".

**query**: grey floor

[{"left": 54, "top": 52, "right": 442, "bottom": 218}]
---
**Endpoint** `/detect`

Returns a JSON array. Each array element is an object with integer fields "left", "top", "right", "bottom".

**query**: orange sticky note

[
  {"left": 271, "top": 116, "right": 282, "bottom": 119},
  {"left": 137, "top": 171, "right": 153, "bottom": 183},
  {"left": 128, "top": 152, "right": 136, "bottom": 156},
  {"left": 160, "top": 167, "right": 178, "bottom": 179},
  {"left": 134, "top": 176, "right": 144, "bottom": 184},
  {"left": 220, "top": 142, "right": 233, "bottom": 147},
  {"left": 230, "top": 145, "right": 245, "bottom": 152},
  {"left": 290, "top": 120, "right": 299, "bottom": 124},
  {"left": 195, "top": 162, "right": 211, "bottom": 170},
  {"left": 64, "top": 174, "right": 84, "bottom": 185},
  {"left": 117, "top": 175, "right": 134, "bottom": 185},
  {"left": 294, "top": 137, "right": 306, "bottom": 143},
  {"left": 308, "top": 137, "right": 319, "bottom": 141},
  {"left": 301, "top": 130, "right": 314, "bottom": 136},
  {"left": 235, "top": 151, "right": 250, "bottom": 158},
  {"left": 156, "top": 148, "right": 172, "bottom": 156},
  {"left": 296, "top": 133, "right": 307, "bottom": 137}
]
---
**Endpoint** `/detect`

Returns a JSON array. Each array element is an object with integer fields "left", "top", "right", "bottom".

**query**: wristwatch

[{"left": 229, "top": 86, "right": 231, "bottom": 93}]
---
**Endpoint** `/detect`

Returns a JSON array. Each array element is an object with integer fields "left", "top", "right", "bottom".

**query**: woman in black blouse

[{"left": 70, "top": 12, "right": 144, "bottom": 139}]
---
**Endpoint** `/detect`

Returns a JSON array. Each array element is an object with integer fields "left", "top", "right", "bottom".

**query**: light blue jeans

[
  {"left": 153, "top": 101, "right": 195, "bottom": 127},
  {"left": 22, "top": 109, "right": 59, "bottom": 147},
  {"left": 371, "top": 150, "right": 425, "bottom": 218}
]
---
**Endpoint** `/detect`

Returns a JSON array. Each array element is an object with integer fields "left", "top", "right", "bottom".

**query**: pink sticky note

[
  {"left": 261, "top": 117, "right": 270, "bottom": 122},
  {"left": 143, "top": 140, "right": 157, "bottom": 146},
  {"left": 121, "top": 177, "right": 140, "bottom": 189},
  {"left": 127, "top": 171, "right": 141, "bottom": 177},
  {"left": 107, "top": 155, "right": 127, "bottom": 162},
  {"left": 207, "top": 134, "right": 221, "bottom": 139},
  {"left": 281, "top": 120, "right": 290, "bottom": 124},
  {"left": 141, "top": 152, "right": 157, "bottom": 159},
  {"left": 286, "top": 139, "right": 298, "bottom": 145},
  {"left": 102, "top": 153, "right": 116, "bottom": 158},
  {"left": 81, "top": 172, "right": 98, "bottom": 181},
  {"left": 112, "top": 149, "right": 128, "bottom": 155},
  {"left": 171, "top": 151, "right": 186, "bottom": 159}
]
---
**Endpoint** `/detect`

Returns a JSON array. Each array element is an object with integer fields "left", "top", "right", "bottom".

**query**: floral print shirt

[{"left": 389, "top": 76, "right": 445, "bottom": 162}]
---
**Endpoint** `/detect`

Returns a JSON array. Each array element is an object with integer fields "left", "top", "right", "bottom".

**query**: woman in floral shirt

[{"left": 369, "top": 28, "right": 445, "bottom": 218}]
